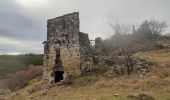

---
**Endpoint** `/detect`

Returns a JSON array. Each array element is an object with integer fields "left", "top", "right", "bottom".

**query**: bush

[
  {"left": 0, "top": 80, "right": 7, "bottom": 89},
  {"left": 2, "top": 66, "right": 43, "bottom": 90},
  {"left": 5, "top": 71, "right": 29, "bottom": 90},
  {"left": 26, "top": 66, "right": 43, "bottom": 79},
  {"left": 0, "top": 54, "right": 43, "bottom": 76}
]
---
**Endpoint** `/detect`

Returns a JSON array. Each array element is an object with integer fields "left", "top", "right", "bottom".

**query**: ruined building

[{"left": 43, "top": 12, "right": 91, "bottom": 83}]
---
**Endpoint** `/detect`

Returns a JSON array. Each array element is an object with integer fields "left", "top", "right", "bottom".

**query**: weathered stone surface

[
  {"left": 43, "top": 12, "right": 91, "bottom": 83},
  {"left": 102, "top": 55, "right": 152, "bottom": 77},
  {"left": 94, "top": 37, "right": 103, "bottom": 55}
]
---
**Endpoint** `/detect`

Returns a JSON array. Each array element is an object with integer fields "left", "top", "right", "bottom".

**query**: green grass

[{"left": 0, "top": 54, "right": 43, "bottom": 79}]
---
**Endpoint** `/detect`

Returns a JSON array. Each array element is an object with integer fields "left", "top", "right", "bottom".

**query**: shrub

[
  {"left": 0, "top": 54, "right": 43, "bottom": 76},
  {"left": 0, "top": 80, "right": 8, "bottom": 89},
  {"left": 5, "top": 71, "right": 29, "bottom": 90},
  {"left": 3, "top": 66, "right": 43, "bottom": 90},
  {"left": 26, "top": 66, "right": 43, "bottom": 79}
]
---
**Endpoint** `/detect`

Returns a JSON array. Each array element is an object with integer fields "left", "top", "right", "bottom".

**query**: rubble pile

[{"left": 110, "top": 56, "right": 152, "bottom": 76}]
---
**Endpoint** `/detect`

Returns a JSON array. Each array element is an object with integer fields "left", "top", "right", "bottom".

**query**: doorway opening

[{"left": 54, "top": 48, "right": 64, "bottom": 82}]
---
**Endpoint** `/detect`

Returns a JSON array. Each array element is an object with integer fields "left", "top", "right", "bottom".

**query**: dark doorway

[
  {"left": 54, "top": 71, "right": 64, "bottom": 82},
  {"left": 54, "top": 48, "right": 64, "bottom": 82}
]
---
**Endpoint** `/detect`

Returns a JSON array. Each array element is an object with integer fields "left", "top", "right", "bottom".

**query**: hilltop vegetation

[
  {"left": 0, "top": 54, "right": 43, "bottom": 79},
  {"left": 0, "top": 54, "right": 43, "bottom": 90},
  {"left": 6, "top": 48, "right": 170, "bottom": 100}
]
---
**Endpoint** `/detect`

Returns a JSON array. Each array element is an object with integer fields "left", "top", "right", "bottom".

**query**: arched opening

[{"left": 54, "top": 48, "right": 64, "bottom": 82}]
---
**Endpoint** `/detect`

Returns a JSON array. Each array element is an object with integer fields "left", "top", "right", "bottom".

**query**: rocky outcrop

[{"left": 107, "top": 56, "right": 152, "bottom": 77}]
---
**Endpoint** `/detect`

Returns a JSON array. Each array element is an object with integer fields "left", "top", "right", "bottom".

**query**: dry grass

[
  {"left": 152, "top": 66, "right": 170, "bottom": 78},
  {"left": 7, "top": 49, "right": 170, "bottom": 100},
  {"left": 136, "top": 48, "right": 170, "bottom": 78},
  {"left": 135, "top": 49, "right": 170, "bottom": 66},
  {"left": 8, "top": 74, "right": 170, "bottom": 100}
]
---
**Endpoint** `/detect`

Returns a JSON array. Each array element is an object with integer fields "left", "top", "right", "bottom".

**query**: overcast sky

[{"left": 0, "top": 0, "right": 170, "bottom": 55}]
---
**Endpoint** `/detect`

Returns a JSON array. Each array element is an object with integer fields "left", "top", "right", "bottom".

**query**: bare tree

[
  {"left": 120, "top": 48, "right": 134, "bottom": 75},
  {"left": 109, "top": 23, "right": 132, "bottom": 47},
  {"left": 109, "top": 23, "right": 135, "bottom": 75},
  {"left": 109, "top": 23, "right": 131, "bottom": 35},
  {"left": 137, "top": 19, "right": 168, "bottom": 47},
  {"left": 150, "top": 19, "right": 167, "bottom": 47}
]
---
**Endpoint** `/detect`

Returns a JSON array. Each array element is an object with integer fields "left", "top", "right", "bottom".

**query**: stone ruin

[
  {"left": 42, "top": 12, "right": 151, "bottom": 84},
  {"left": 43, "top": 12, "right": 91, "bottom": 83}
]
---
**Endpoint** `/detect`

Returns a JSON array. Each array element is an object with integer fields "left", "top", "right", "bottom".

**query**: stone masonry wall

[
  {"left": 43, "top": 12, "right": 82, "bottom": 82},
  {"left": 79, "top": 32, "right": 92, "bottom": 73}
]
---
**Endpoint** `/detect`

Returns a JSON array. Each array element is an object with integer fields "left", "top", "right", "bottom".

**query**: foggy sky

[{"left": 0, "top": 0, "right": 170, "bottom": 54}]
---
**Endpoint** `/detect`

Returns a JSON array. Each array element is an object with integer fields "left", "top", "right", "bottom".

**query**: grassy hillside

[
  {"left": 0, "top": 54, "right": 43, "bottom": 79},
  {"left": 9, "top": 49, "right": 170, "bottom": 100}
]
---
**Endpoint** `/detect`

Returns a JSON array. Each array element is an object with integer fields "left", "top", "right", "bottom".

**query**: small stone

[
  {"left": 41, "top": 90, "right": 47, "bottom": 95},
  {"left": 114, "top": 93, "right": 119, "bottom": 96},
  {"left": 160, "top": 64, "right": 166, "bottom": 67}
]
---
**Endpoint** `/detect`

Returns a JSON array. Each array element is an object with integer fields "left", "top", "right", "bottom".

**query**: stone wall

[
  {"left": 94, "top": 37, "right": 103, "bottom": 55},
  {"left": 79, "top": 32, "right": 92, "bottom": 73},
  {"left": 43, "top": 12, "right": 91, "bottom": 83},
  {"left": 79, "top": 32, "right": 91, "bottom": 55},
  {"left": 43, "top": 12, "right": 82, "bottom": 82}
]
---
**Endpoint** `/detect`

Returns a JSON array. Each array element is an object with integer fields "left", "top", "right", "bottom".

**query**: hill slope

[{"left": 6, "top": 49, "right": 170, "bottom": 100}]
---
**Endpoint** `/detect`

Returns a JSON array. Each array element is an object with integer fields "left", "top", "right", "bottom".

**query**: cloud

[
  {"left": 14, "top": 0, "right": 49, "bottom": 8},
  {"left": 0, "top": 12, "right": 45, "bottom": 40},
  {"left": 0, "top": 37, "right": 42, "bottom": 54},
  {"left": 0, "top": 0, "right": 170, "bottom": 54}
]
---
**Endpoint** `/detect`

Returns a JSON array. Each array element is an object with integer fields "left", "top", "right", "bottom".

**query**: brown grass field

[{"left": 6, "top": 48, "right": 170, "bottom": 100}]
